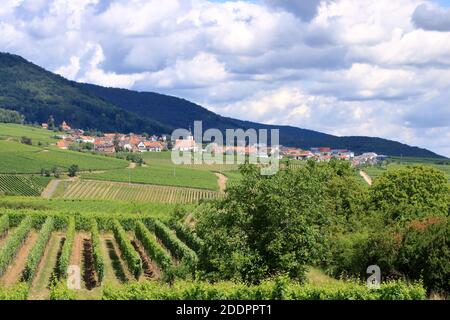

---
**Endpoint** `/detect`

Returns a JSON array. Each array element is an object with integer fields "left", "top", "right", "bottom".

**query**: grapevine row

[
  {"left": 135, "top": 221, "right": 172, "bottom": 273},
  {"left": 23, "top": 216, "right": 55, "bottom": 283},
  {"left": 0, "top": 216, "right": 33, "bottom": 276},
  {"left": 112, "top": 220, "right": 142, "bottom": 278},
  {"left": 146, "top": 218, "right": 198, "bottom": 267},
  {"left": 91, "top": 219, "right": 104, "bottom": 282},
  {"left": 58, "top": 217, "right": 75, "bottom": 278}
]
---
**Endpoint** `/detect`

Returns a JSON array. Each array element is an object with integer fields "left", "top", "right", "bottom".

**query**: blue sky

[{"left": 0, "top": 0, "right": 449, "bottom": 156}]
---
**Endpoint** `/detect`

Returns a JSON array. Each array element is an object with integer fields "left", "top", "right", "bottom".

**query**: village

[{"left": 46, "top": 120, "right": 386, "bottom": 166}]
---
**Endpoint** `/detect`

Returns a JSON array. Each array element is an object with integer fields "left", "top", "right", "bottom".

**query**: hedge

[
  {"left": 91, "top": 219, "right": 104, "bottom": 282},
  {"left": 0, "top": 214, "right": 9, "bottom": 236},
  {"left": 23, "top": 216, "right": 55, "bottom": 283},
  {"left": 135, "top": 221, "right": 172, "bottom": 273},
  {"left": 112, "top": 220, "right": 142, "bottom": 278},
  {"left": 102, "top": 279, "right": 427, "bottom": 300},
  {"left": 146, "top": 218, "right": 198, "bottom": 267},
  {"left": 58, "top": 217, "right": 75, "bottom": 278},
  {"left": 169, "top": 220, "right": 204, "bottom": 252},
  {"left": 0, "top": 216, "right": 33, "bottom": 276}
]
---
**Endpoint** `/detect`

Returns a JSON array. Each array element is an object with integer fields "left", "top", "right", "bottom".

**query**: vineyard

[
  {"left": 0, "top": 175, "right": 50, "bottom": 196},
  {"left": 0, "top": 210, "right": 202, "bottom": 300},
  {"left": 57, "top": 180, "right": 219, "bottom": 204}
]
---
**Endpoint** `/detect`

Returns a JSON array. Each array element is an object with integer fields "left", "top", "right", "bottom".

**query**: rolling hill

[{"left": 0, "top": 52, "right": 444, "bottom": 158}]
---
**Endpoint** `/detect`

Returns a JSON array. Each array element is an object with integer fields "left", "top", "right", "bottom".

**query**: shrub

[
  {"left": 112, "top": 220, "right": 142, "bottom": 278},
  {"left": 91, "top": 219, "right": 104, "bottom": 283},
  {"left": 23, "top": 217, "right": 54, "bottom": 283},
  {"left": 135, "top": 221, "right": 172, "bottom": 273},
  {"left": 0, "top": 216, "right": 33, "bottom": 276},
  {"left": 58, "top": 217, "right": 75, "bottom": 278},
  {"left": 398, "top": 217, "right": 450, "bottom": 294}
]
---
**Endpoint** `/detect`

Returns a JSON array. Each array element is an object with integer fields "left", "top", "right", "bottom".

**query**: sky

[{"left": 0, "top": 0, "right": 449, "bottom": 156}]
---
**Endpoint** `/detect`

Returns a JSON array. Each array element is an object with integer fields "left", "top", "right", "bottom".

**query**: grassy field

[
  {"left": 0, "top": 123, "right": 62, "bottom": 146},
  {"left": 0, "top": 196, "right": 184, "bottom": 218},
  {"left": 363, "top": 162, "right": 450, "bottom": 183},
  {"left": 56, "top": 180, "right": 219, "bottom": 204},
  {"left": 0, "top": 140, "right": 129, "bottom": 174},
  {"left": 82, "top": 164, "right": 220, "bottom": 191}
]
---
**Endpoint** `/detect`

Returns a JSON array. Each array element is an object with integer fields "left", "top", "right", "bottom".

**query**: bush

[
  {"left": 58, "top": 217, "right": 75, "bottom": 278},
  {"left": 112, "top": 220, "right": 142, "bottom": 278},
  {"left": 370, "top": 166, "right": 449, "bottom": 222},
  {"left": 0, "top": 216, "right": 33, "bottom": 276},
  {"left": 0, "top": 214, "right": 9, "bottom": 236},
  {"left": 398, "top": 217, "right": 450, "bottom": 294},
  {"left": 20, "top": 136, "right": 32, "bottom": 145},
  {"left": 23, "top": 217, "right": 55, "bottom": 283},
  {"left": 135, "top": 221, "right": 172, "bottom": 273},
  {"left": 91, "top": 219, "right": 104, "bottom": 283}
]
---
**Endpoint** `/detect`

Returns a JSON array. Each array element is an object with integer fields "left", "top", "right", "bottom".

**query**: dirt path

[
  {"left": 28, "top": 233, "right": 63, "bottom": 300},
  {"left": 0, "top": 232, "right": 38, "bottom": 287},
  {"left": 41, "top": 179, "right": 61, "bottom": 199},
  {"left": 128, "top": 162, "right": 137, "bottom": 169},
  {"left": 359, "top": 170, "right": 373, "bottom": 186},
  {"left": 70, "top": 234, "right": 86, "bottom": 266},
  {"left": 131, "top": 238, "right": 160, "bottom": 280},
  {"left": 100, "top": 235, "right": 130, "bottom": 284},
  {"left": 214, "top": 172, "right": 228, "bottom": 194}
]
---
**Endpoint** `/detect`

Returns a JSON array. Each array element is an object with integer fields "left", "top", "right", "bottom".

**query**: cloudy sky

[{"left": 1, "top": 0, "right": 449, "bottom": 156}]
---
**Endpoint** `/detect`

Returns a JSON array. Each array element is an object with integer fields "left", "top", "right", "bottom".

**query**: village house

[
  {"left": 173, "top": 134, "right": 200, "bottom": 152},
  {"left": 61, "top": 121, "right": 71, "bottom": 131},
  {"left": 145, "top": 141, "right": 164, "bottom": 152}
]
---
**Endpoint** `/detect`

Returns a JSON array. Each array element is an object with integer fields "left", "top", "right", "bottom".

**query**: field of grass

[
  {"left": 82, "top": 165, "right": 219, "bottom": 191},
  {"left": 0, "top": 123, "right": 62, "bottom": 146},
  {"left": 56, "top": 180, "right": 219, "bottom": 204},
  {"left": 0, "top": 140, "right": 129, "bottom": 174},
  {"left": 363, "top": 162, "right": 450, "bottom": 183}
]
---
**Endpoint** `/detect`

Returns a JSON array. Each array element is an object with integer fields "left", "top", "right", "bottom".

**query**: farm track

[
  {"left": 59, "top": 179, "right": 219, "bottom": 203},
  {"left": 0, "top": 232, "right": 38, "bottom": 287},
  {"left": 83, "top": 238, "right": 97, "bottom": 290},
  {"left": 214, "top": 173, "right": 228, "bottom": 194},
  {"left": 131, "top": 239, "right": 160, "bottom": 281},
  {"left": 41, "top": 179, "right": 61, "bottom": 199},
  {"left": 28, "top": 233, "right": 63, "bottom": 300},
  {"left": 359, "top": 170, "right": 373, "bottom": 186},
  {"left": 101, "top": 235, "right": 130, "bottom": 284}
]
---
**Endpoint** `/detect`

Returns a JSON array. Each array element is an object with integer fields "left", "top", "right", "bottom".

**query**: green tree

[
  {"left": 47, "top": 115, "right": 56, "bottom": 130},
  {"left": 195, "top": 162, "right": 364, "bottom": 284},
  {"left": 370, "top": 165, "right": 450, "bottom": 222},
  {"left": 68, "top": 164, "right": 79, "bottom": 177}
]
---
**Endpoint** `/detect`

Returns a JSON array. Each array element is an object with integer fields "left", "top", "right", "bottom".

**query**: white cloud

[{"left": 0, "top": 0, "right": 449, "bottom": 156}]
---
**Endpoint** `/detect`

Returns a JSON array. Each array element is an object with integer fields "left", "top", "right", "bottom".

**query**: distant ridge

[{"left": 0, "top": 52, "right": 444, "bottom": 158}]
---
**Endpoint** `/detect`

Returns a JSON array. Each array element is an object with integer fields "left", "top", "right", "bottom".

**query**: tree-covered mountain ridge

[{"left": 0, "top": 52, "right": 444, "bottom": 158}]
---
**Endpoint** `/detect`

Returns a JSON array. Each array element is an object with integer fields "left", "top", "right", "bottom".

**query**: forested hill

[{"left": 0, "top": 52, "right": 444, "bottom": 158}]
